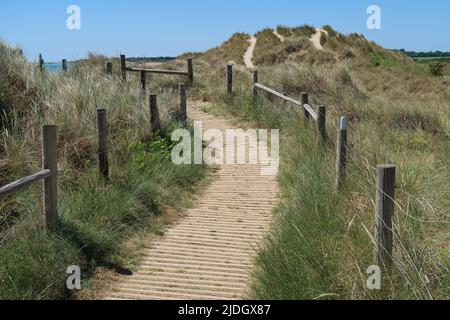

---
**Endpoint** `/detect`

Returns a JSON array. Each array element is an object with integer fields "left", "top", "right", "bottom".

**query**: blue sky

[{"left": 0, "top": 0, "right": 449, "bottom": 61}]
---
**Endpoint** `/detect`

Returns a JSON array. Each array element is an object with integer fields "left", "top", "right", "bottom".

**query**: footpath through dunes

[
  {"left": 105, "top": 101, "right": 279, "bottom": 300},
  {"left": 244, "top": 36, "right": 257, "bottom": 69}
]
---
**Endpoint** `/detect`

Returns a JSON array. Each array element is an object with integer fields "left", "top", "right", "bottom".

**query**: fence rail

[
  {"left": 0, "top": 125, "right": 58, "bottom": 229},
  {"left": 120, "top": 54, "right": 193, "bottom": 83},
  {"left": 4, "top": 54, "right": 397, "bottom": 274},
  {"left": 0, "top": 170, "right": 51, "bottom": 197},
  {"left": 252, "top": 79, "right": 325, "bottom": 142},
  {"left": 247, "top": 68, "right": 396, "bottom": 266},
  {"left": 126, "top": 67, "right": 188, "bottom": 76}
]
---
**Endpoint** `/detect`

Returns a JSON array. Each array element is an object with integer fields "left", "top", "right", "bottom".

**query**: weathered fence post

[
  {"left": 253, "top": 70, "right": 259, "bottom": 99},
  {"left": 374, "top": 164, "right": 396, "bottom": 267},
  {"left": 179, "top": 83, "right": 187, "bottom": 125},
  {"left": 106, "top": 62, "right": 113, "bottom": 75},
  {"left": 317, "top": 105, "right": 327, "bottom": 143},
  {"left": 335, "top": 117, "right": 348, "bottom": 191},
  {"left": 97, "top": 109, "right": 109, "bottom": 180},
  {"left": 227, "top": 64, "right": 233, "bottom": 95},
  {"left": 120, "top": 54, "right": 127, "bottom": 81},
  {"left": 62, "top": 59, "right": 67, "bottom": 72},
  {"left": 187, "top": 58, "right": 194, "bottom": 84},
  {"left": 140, "top": 70, "right": 146, "bottom": 92},
  {"left": 42, "top": 125, "right": 58, "bottom": 229},
  {"left": 39, "top": 54, "right": 44, "bottom": 72},
  {"left": 149, "top": 94, "right": 161, "bottom": 133},
  {"left": 301, "top": 93, "right": 309, "bottom": 120}
]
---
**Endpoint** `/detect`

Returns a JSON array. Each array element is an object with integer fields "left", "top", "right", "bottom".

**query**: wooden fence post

[
  {"left": 317, "top": 105, "right": 327, "bottom": 143},
  {"left": 97, "top": 109, "right": 109, "bottom": 180},
  {"left": 39, "top": 54, "right": 44, "bottom": 72},
  {"left": 187, "top": 58, "right": 194, "bottom": 84},
  {"left": 227, "top": 64, "right": 233, "bottom": 95},
  {"left": 149, "top": 94, "right": 161, "bottom": 133},
  {"left": 179, "top": 83, "right": 187, "bottom": 124},
  {"left": 42, "top": 125, "right": 58, "bottom": 229},
  {"left": 140, "top": 70, "right": 146, "bottom": 92},
  {"left": 120, "top": 54, "right": 127, "bottom": 81},
  {"left": 301, "top": 93, "right": 309, "bottom": 120},
  {"left": 106, "top": 62, "right": 113, "bottom": 75},
  {"left": 374, "top": 164, "right": 396, "bottom": 267},
  {"left": 62, "top": 59, "right": 68, "bottom": 72},
  {"left": 253, "top": 70, "right": 259, "bottom": 99},
  {"left": 335, "top": 116, "right": 348, "bottom": 191}
]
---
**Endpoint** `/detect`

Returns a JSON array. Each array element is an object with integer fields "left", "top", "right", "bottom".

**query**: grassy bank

[
  {"left": 0, "top": 43, "right": 207, "bottom": 299},
  {"left": 205, "top": 44, "right": 449, "bottom": 298}
]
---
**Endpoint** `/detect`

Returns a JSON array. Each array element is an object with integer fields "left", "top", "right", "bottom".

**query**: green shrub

[{"left": 429, "top": 62, "right": 444, "bottom": 76}]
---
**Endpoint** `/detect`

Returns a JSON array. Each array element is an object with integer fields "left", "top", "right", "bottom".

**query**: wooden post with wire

[
  {"left": 140, "top": 70, "right": 146, "bottom": 92},
  {"left": 317, "top": 105, "right": 327, "bottom": 143},
  {"left": 187, "top": 58, "right": 194, "bottom": 84},
  {"left": 120, "top": 54, "right": 127, "bottom": 81},
  {"left": 106, "top": 62, "right": 113, "bottom": 75},
  {"left": 227, "top": 64, "right": 233, "bottom": 96},
  {"left": 301, "top": 93, "right": 309, "bottom": 120},
  {"left": 374, "top": 164, "right": 396, "bottom": 267},
  {"left": 97, "top": 109, "right": 109, "bottom": 180},
  {"left": 179, "top": 83, "right": 187, "bottom": 125},
  {"left": 62, "top": 59, "right": 68, "bottom": 72},
  {"left": 253, "top": 70, "right": 259, "bottom": 99},
  {"left": 42, "top": 125, "right": 58, "bottom": 229},
  {"left": 39, "top": 54, "right": 44, "bottom": 72},
  {"left": 149, "top": 94, "right": 161, "bottom": 133},
  {"left": 335, "top": 116, "right": 348, "bottom": 191}
]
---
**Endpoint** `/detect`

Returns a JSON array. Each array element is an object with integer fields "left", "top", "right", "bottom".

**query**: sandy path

[
  {"left": 273, "top": 30, "right": 285, "bottom": 42},
  {"left": 243, "top": 36, "right": 257, "bottom": 69},
  {"left": 310, "top": 28, "right": 327, "bottom": 50},
  {"left": 105, "top": 102, "right": 278, "bottom": 300}
]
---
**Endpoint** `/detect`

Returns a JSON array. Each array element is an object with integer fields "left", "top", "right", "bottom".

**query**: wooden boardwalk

[{"left": 105, "top": 102, "right": 278, "bottom": 300}]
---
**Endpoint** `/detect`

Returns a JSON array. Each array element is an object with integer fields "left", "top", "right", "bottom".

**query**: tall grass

[
  {"left": 207, "top": 47, "right": 449, "bottom": 299},
  {"left": 0, "top": 42, "right": 207, "bottom": 299}
]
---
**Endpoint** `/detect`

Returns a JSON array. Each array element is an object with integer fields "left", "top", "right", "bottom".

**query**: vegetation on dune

[
  {"left": 184, "top": 32, "right": 250, "bottom": 67},
  {"left": 1, "top": 21, "right": 449, "bottom": 300},
  {"left": 253, "top": 29, "right": 282, "bottom": 62},
  {"left": 0, "top": 42, "right": 207, "bottom": 299},
  {"left": 200, "top": 25, "right": 449, "bottom": 299}
]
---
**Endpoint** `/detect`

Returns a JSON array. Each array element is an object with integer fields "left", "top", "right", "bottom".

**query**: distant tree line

[{"left": 393, "top": 49, "right": 450, "bottom": 58}]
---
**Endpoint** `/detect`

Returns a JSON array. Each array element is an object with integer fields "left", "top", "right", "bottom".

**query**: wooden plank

[
  {"left": 374, "top": 164, "right": 396, "bottom": 266},
  {"left": 127, "top": 67, "right": 188, "bottom": 76},
  {"left": 0, "top": 170, "right": 51, "bottom": 198},
  {"left": 42, "top": 125, "right": 58, "bottom": 228},
  {"left": 303, "top": 104, "right": 317, "bottom": 121}
]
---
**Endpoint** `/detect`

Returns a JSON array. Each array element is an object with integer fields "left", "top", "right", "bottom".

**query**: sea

[{"left": 44, "top": 62, "right": 74, "bottom": 72}]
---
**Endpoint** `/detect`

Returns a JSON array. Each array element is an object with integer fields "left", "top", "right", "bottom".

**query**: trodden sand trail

[
  {"left": 105, "top": 101, "right": 278, "bottom": 300},
  {"left": 243, "top": 36, "right": 257, "bottom": 69},
  {"left": 310, "top": 28, "right": 327, "bottom": 50},
  {"left": 273, "top": 30, "right": 285, "bottom": 42}
]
